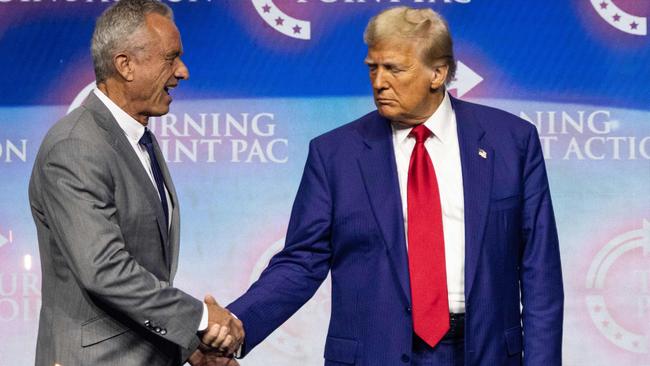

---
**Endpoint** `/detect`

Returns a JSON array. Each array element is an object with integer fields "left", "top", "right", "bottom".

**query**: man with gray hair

[
  {"left": 29, "top": 0, "right": 241, "bottom": 364},
  {"left": 217, "top": 6, "right": 563, "bottom": 366}
]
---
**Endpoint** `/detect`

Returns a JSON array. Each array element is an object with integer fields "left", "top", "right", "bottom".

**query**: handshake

[{"left": 188, "top": 295, "right": 245, "bottom": 366}]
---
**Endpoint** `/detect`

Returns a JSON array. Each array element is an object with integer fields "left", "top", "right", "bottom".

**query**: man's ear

[
  {"left": 430, "top": 64, "right": 449, "bottom": 90},
  {"left": 113, "top": 53, "right": 135, "bottom": 82}
]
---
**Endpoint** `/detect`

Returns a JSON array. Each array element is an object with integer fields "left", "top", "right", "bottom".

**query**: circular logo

[
  {"left": 590, "top": 0, "right": 647, "bottom": 36},
  {"left": 251, "top": 0, "right": 311, "bottom": 40},
  {"left": 585, "top": 219, "right": 650, "bottom": 353},
  {"left": 67, "top": 81, "right": 96, "bottom": 115}
]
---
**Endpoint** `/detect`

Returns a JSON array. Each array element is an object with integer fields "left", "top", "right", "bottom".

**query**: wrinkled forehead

[
  {"left": 143, "top": 13, "right": 182, "bottom": 51},
  {"left": 144, "top": 13, "right": 180, "bottom": 39}
]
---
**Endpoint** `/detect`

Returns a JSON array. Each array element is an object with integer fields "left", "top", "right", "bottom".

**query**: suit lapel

[
  {"left": 451, "top": 97, "right": 493, "bottom": 299},
  {"left": 82, "top": 93, "right": 170, "bottom": 251},
  {"left": 356, "top": 113, "right": 411, "bottom": 304}
]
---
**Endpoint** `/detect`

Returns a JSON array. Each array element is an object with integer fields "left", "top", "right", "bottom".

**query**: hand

[
  {"left": 201, "top": 295, "right": 245, "bottom": 355},
  {"left": 188, "top": 347, "right": 240, "bottom": 366}
]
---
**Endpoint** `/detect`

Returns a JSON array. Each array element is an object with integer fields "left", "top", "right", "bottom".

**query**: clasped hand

[{"left": 189, "top": 295, "right": 245, "bottom": 366}]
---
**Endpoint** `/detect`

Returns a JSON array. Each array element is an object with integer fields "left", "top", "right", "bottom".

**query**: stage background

[{"left": 1, "top": 0, "right": 649, "bottom": 365}]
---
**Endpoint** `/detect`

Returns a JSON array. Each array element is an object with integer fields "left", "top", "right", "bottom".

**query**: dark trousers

[{"left": 411, "top": 335, "right": 465, "bottom": 366}]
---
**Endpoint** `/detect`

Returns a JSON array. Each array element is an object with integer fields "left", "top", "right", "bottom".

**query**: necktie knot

[
  {"left": 410, "top": 124, "right": 431, "bottom": 144},
  {"left": 139, "top": 128, "right": 153, "bottom": 147}
]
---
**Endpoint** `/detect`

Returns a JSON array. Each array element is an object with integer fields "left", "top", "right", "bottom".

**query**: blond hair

[{"left": 364, "top": 7, "right": 456, "bottom": 84}]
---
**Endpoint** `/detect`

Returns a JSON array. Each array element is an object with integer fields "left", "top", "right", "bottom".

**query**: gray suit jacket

[{"left": 29, "top": 93, "right": 203, "bottom": 365}]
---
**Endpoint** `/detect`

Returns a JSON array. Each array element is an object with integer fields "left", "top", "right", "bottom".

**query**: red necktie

[{"left": 407, "top": 124, "right": 449, "bottom": 347}]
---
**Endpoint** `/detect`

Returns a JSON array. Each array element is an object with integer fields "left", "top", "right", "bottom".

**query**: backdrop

[{"left": 1, "top": 0, "right": 649, "bottom": 365}]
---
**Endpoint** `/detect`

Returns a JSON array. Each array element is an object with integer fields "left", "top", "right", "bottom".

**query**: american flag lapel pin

[{"left": 478, "top": 148, "right": 487, "bottom": 159}]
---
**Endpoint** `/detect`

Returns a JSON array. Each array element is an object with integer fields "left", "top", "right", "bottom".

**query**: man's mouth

[
  {"left": 164, "top": 85, "right": 177, "bottom": 95},
  {"left": 376, "top": 98, "right": 395, "bottom": 104}
]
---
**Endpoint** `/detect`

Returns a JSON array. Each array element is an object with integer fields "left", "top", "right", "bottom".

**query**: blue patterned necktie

[{"left": 138, "top": 128, "right": 169, "bottom": 225}]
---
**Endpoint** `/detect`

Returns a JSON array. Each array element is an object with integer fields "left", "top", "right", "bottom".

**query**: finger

[
  {"left": 226, "top": 320, "right": 243, "bottom": 346},
  {"left": 201, "top": 324, "right": 221, "bottom": 345},
  {"left": 234, "top": 319, "right": 245, "bottom": 341},
  {"left": 210, "top": 325, "right": 230, "bottom": 349},
  {"left": 220, "top": 334, "right": 234, "bottom": 354},
  {"left": 204, "top": 294, "right": 219, "bottom": 306}
]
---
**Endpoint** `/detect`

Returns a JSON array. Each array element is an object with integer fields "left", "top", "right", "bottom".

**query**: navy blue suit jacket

[{"left": 228, "top": 97, "right": 564, "bottom": 366}]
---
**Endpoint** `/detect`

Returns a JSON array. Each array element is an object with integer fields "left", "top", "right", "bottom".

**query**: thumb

[{"left": 204, "top": 294, "right": 219, "bottom": 306}]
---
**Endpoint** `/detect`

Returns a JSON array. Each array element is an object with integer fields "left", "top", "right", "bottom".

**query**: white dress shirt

[
  {"left": 391, "top": 92, "right": 466, "bottom": 313},
  {"left": 93, "top": 89, "right": 173, "bottom": 226},
  {"left": 93, "top": 89, "right": 210, "bottom": 331}
]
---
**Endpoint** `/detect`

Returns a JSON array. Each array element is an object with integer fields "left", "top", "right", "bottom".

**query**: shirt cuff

[{"left": 198, "top": 303, "right": 209, "bottom": 331}]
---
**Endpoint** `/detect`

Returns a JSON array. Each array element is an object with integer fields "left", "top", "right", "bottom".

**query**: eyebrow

[{"left": 364, "top": 60, "right": 402, "bottom": 70}]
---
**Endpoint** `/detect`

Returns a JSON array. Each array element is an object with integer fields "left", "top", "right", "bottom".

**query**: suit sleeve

[
  {"left": 38, "top": 138, "right": 203, "bottom": 352},
  {"left": 228, "top": 140, "right": 333, "bottom": 356},
  {"left": 519, "top": 126, "right": 564, "bottom": 365}
]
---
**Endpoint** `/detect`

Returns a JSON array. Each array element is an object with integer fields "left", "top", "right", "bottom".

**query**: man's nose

[
  {"left": 372, "top": 69, "right": 387, "bottom": 90},
  {"left": 175, "top": 59, "right": 189, "bottom": 80}
]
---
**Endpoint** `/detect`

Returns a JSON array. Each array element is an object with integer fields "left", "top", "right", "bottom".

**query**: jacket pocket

[
  {"left": 81, "top": 316, "right": 129, "bottom": 347},
  {"left": 504, "top": 325, "right": 523, "bottom": 355},
  {"left": 324, "top": 336, "right": 358, "bottom": 364}
]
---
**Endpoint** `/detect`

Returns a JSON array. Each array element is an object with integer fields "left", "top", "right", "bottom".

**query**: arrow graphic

[
  {"left": 0, "top": 232, "right": 8, "bottom": 248},
  {"left": 448, "top": 61, "right": 483, "bottom": 98}
]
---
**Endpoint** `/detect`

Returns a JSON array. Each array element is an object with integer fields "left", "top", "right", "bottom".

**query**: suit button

[
  {"left": 401, "top": 354, "right": 410, "bottom": 363},
  {"left": 154, "top": 326, "right": 161, "bottom": 333},
  {"left": 160, "top": 329, "right": 167, "bottom": 335},
  {"left": 406, "top": 307, "right": 412, "bottom": 314},
  {"left": 144, "top": 320, "right": 151, "bottom": 327}
]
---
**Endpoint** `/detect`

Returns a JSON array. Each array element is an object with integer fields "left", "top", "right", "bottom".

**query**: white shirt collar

[
  {"left": 93, "top": 88, "right": 146, "bottom": 144},
  {"left": 393, "top": 92, "right": 454, "bottom": 144}
]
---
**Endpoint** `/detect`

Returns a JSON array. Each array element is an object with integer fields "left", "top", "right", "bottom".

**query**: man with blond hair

[{"left": 215, "top": 6, "right": 563, "bottom": 365}]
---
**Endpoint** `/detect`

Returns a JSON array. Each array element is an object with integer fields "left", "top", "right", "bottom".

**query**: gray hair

[
  {"left": 91, "top": 0, "right": 173, "bottom": 82},
  {"left": 364, "top": 6, "right": 456, "bottom": 84}
]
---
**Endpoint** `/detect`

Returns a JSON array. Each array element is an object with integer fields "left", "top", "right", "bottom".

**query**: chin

[
  {"left": 377, "top": 106, "right": 398, "bottom": 120},
  {"left": 149, "top": 107, "right": 170, "bottom": 118}
]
